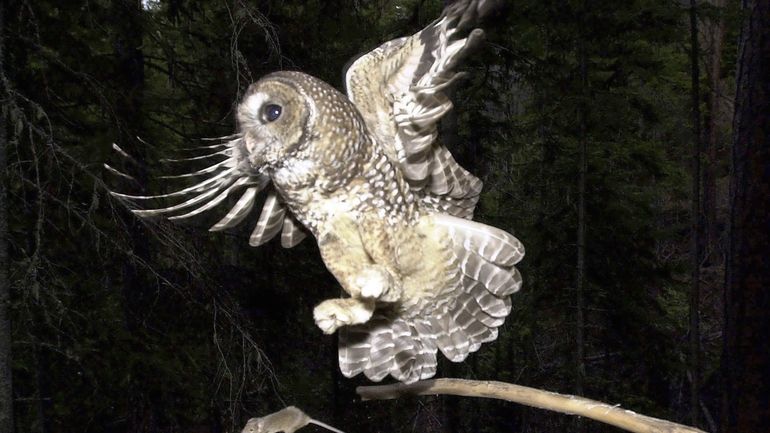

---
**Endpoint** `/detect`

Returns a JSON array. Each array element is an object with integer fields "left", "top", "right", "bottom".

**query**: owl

[{"left": 111, "top": 0, "right": 523, "bottom": 384}]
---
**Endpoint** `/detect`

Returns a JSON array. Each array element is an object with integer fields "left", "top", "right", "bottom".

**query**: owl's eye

[{"left": 263, "top": 104, "right": 282, "bottom": 122}]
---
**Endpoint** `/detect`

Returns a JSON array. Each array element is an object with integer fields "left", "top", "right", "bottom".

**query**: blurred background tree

[{"left": 0, "top": 0, "right": 749, "bottom": 432}]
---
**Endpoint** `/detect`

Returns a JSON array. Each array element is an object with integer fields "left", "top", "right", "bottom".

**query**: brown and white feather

[{"left": 109, "top": 0, "right": 517, "bottom": 385}]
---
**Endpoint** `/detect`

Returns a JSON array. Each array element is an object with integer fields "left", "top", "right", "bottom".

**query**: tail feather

[
  {"left": 392, "top": 320, "right": 417, "bottom": 381},
  {"left": 337, "top": 213, "right": 523, "bottom": 383},
  {"left": 364, "top": 318, "right": 396, "bottom": 381},
  {"left": 469, "top": 279, "right": 512, "bottom": 318},
  {"left": 466, "top": 277, "right": 510, "bottom": 326},
  {"left": 459, "top": 252, "right": 520, "bottom": 296},
  {"left": 451, "top": 291, "right": 497, "bottom": 351},
  {"left": 431, "top": 313, "right": 471, "bottom": 362},
  {"left": 411, "top": 337, "right": 436, "bottom": 381},
  {"left": 338, "top": 326, "right": 370, "bottom": 378},
  {"left": 341, "top": 316, "right": 440, "bottom": 383},
  {"left": 412, "top": 320, "right": 438, "bottom": 379}
]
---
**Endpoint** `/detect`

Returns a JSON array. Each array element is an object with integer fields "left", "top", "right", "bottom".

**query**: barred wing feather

[
  {"left": 108, "top": 136, "right": 308, "bottom": 248},
  {"left": 345, "top": 0, "right": 498, "bottom": 219}
]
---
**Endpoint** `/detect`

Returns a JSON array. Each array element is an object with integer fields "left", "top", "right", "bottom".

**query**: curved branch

[{"left": 357, "top": 379, "right": 706, "bottom": 433}]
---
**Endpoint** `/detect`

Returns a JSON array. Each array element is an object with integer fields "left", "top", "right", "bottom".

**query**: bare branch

[{"left": 357, "top": 379, "right": 707, "bottom": 433}]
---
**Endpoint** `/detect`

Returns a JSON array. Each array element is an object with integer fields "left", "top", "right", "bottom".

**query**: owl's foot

[
  {"left": 313, "top": 298, "right": 375, "bottom": 334},
  {"left": 355, "top": 266, "right": 402, "bottom": 302}
]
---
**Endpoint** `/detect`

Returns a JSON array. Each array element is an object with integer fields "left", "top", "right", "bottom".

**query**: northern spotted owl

[{"left": 112, "top": 0, "right": 523, "bottom": 384}]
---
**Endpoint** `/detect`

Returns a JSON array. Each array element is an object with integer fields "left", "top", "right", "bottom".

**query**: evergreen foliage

[{"left": 1, "top": 0, "right": 739, "bottom": 432}]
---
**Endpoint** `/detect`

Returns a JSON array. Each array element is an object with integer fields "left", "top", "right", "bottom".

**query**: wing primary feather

[
  {"left": 158, "top": 158, "right": 232, "bottom": 179},
  {"left": 249, "top": 192, "right": 286, "bottom": 246},
  {"left": 111, "top": 143, "right": 140, "bottom": 165},
  {"left": 280, "top": 216, "right": 307, "bottom": 248},
  {"left": 199, "top": 133, "right": 243, "bottom": 141},
  {"left": 412, "top": 72, "right": 466, "bottom": 94},
  {"left": 181, "top": 136, "right": 242, "bottom": 151},
  {"left": 183, "top": 142, "right": 229, "bottom": 150},
  {"left": 344, "top": 0, "right": 494, "bottom": 219},
  {"left": 130, "top": 184, "right": 226, "bottom": 217},
  {"left": 103, "top": 163, "right": 139, "bottom": 183},
  {"left": 167, "top": 177, "right": 253, "bottom": 221},
  {"left": 109, "top": 168, "right": 234, "bottom": 200},
  {"left": 435, "top": 213, "right": 525, "bottom": 267},
  {"left": 134, "top": 135, "right": 154, "bottom": 147},
  {"left": 159, "top": 148, "right": 231, "bottom": 163},
  {"left": 209, "top": 180, "right": 268, "bottom": 231}
]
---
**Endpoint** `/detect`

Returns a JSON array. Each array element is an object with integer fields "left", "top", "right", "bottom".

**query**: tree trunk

[
  {"left": 688, "top": 0, "right": 702, "bottom": 427},
  {"left": 113, "top": 0, "right": 146, "bottom": 325},
  {"left": 703, "top": 0, "right": 726, "bottom": 263},
  {"left": 111, "top": 1, "right": 152, "bottom": 431},
  {"left": 575, "top": 0, "right": 588, "bottom": 406},
  {"left": 34, "top": 348, "right": 51, "bottom": 433},
  {"left": 721, "top": 0, "right": 770, "bottom": 431},
  {"left": 0, "top": 4, "right": 14, "bottom": 432}
]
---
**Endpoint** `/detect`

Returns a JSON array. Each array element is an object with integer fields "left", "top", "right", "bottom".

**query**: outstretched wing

[
  {"left": 344, "top": 0, "right": 498, "bottom": 219},
  {"left": 106, "top": 138, "right": 308, "bottom": 248}
]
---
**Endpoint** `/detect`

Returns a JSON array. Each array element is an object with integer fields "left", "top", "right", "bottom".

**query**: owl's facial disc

[{"left": 236, "top": 79, "right": 310, "bottom": 173}]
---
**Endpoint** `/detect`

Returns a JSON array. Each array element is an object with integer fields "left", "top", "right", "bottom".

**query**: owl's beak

[{"left": 236, "top": 132, "right": 267, "bottom": 176}]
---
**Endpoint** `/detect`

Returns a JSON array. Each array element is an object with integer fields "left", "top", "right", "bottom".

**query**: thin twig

[{"left": 357, "top": 379, "right": 707, "bottom": 433}]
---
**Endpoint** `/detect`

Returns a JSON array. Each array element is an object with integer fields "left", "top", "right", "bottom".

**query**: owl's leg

[
  {"left": 317, "top": 215, "right": 401, "bottom": 302},
  {"left": 313, "top": 298, "right": 375, "bottom": 334}
]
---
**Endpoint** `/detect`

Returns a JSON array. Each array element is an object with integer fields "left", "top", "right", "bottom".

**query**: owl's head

[
  {"left": 235, "top": 71, "right": 367, "bottom": 177},
  {"left": 235, "top": 72, "right": 314, "bottom": 174},
  {"left": 108, "top": 71, "right": 369, "bottom": 231}
]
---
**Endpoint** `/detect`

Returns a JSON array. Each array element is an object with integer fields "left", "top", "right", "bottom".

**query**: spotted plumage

[{"left": 110, "top": 0, "right": 523, "bottom": 384}]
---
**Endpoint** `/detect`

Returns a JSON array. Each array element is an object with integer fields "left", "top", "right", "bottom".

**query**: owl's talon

[
  {"left": 315, "top": 317, "right": 340, "bottom": 335},
  {"left": 313, "top": 298, "right": 375, "bottom": 334},
  {"left": 357, "top": 269, "right": 386, "bottom": 299},
  {"left": 356, "top": 266, "right": 400, "bottom": 302}
]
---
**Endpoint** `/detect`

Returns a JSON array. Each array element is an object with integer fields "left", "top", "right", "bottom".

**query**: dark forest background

[{"left": 1, "top": 0, "right": 768, "bottom": 432}]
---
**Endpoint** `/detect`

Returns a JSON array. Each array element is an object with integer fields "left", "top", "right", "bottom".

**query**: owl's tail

[{"left": 338, "top": 215, "right": 524, "bottom": 383}]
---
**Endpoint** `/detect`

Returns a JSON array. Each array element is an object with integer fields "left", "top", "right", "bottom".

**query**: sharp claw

[
  {"left": 356, "top": 267, "right": 399, "bottom": 301},
  {"left": 313, "top": 298, "right": 375, "bottom": 334}
]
